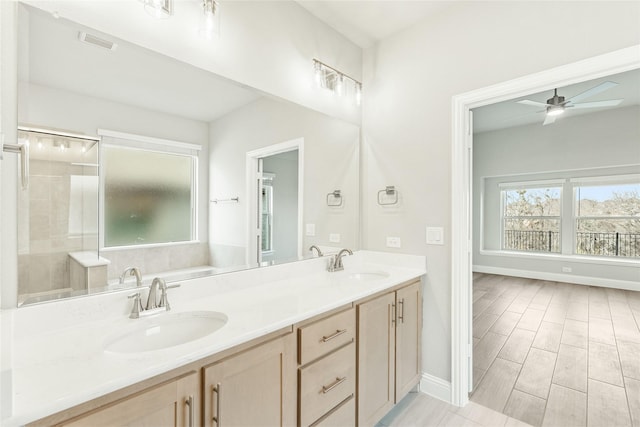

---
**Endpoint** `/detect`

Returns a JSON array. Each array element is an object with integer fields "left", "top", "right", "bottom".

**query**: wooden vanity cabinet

[
  {"left": 356, "top": 280, "right": 422, "bottom": 427},
  {"left": 297, "top": 306, "right": 356, "bottom": 427},
  {"left": 57, "top": 371, "right": 199, "bottom": 427},
  {"left": 202, "top": 333, "right": 296, "bottom": 427}
]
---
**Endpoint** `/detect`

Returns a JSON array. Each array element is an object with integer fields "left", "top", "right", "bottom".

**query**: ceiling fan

[{"left": 516, "top": 81, "right": 623, "bottom": 125}]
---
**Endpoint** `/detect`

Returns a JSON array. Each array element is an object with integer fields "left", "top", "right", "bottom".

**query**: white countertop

[{"left": 0, "top": 251, "right": 426, "bottom": 426}]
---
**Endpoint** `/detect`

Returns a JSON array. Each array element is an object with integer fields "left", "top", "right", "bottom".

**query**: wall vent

[{"left": 78, "top": 31, "right": 117, "bottom": 51}]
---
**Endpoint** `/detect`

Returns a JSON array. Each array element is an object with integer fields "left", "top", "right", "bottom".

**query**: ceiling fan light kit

[{"left": 516, "top": 81, "right": 624, "bottom": 125}]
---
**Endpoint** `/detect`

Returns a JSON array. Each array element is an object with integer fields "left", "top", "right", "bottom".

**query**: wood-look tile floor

[
  {"left": 470, "top": 273, "right": 640, "bottom": 427},
  {"left": 376, "top": 391, "right": 532, "bottom": 427}
]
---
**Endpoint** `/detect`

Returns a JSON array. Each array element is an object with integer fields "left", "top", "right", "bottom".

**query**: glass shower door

[{"left": 16, "top": 128, "right": 101, "bottom": 305}]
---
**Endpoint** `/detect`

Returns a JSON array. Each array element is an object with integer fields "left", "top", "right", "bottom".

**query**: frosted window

[{"left": 104, "top": 147, "right": 195, "bottom": 247}]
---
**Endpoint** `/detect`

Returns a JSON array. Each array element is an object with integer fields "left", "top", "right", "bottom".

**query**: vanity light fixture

[
  {"left": 143, "top": 0, "right": 172, "bottom": 19},
  {"left": 312, "top": 59, "right": 362, "bottom": 105},
  {"left": 198, "top": 0, "right": 220, "bottom": 39}
]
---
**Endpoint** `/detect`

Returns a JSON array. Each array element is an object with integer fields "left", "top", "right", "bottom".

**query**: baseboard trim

[
  {"left": 473, "top": 265, "right": 639, "bottom": 292},
  {"left": 419, "top": 372, "right": 452, "bottom": 404}
]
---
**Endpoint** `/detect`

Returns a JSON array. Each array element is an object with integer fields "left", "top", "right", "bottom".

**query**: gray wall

[
  {"left": 473, "top": 106, "right": 640, "bottom": 287},
  {"left": 362, "top": 1, "right": 640, "bottom": 383}
]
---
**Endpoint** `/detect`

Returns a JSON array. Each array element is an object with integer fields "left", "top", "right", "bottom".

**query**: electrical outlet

[
  {"left": 329, "top": 233, "right": 341, "bottom": 243},
  {"left": 562, "top": 266, "right": 572, "bottom": 273},
  {"left": 305, "top": 224, "right": 316, "bottom": 236},
  {"left": 386, "top": 237, "right": 401, "bottom": 248}
]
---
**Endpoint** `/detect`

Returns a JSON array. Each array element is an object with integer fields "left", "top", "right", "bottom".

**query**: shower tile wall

[
  {"left": 103, "top": 242, "right": 209, "bottom": 282},
  {"left": 18, "top": 159, "right": 97, "bottom": 296}
]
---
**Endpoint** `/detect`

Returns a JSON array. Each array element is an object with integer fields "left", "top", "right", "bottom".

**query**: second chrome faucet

[{"left": 328, "top": 248, "right": 353, "bottom": 272}]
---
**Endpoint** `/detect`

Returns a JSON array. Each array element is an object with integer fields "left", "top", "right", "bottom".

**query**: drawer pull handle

[
  {"left": 212, "top": 383, "right": 221, "bottom": 425},
  {"left": 322, "top": 376, "right": 347, "bottom": 394},
  {"left": 322, "top": 329, "right": 347, "bottom": 342},
  {"left": 399, "top": 298, "right": 405, "bottom": 323}
]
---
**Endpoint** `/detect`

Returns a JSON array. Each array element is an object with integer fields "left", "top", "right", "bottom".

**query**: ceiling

[
  {"left": 24, "top": 5, "right": 262, "bottom": 123},
  {"left": 296, "top": 1, "right": 457, "bottom": 48},
  {"left": 473, "top": 68, "right": 640, "bottom": 134}
]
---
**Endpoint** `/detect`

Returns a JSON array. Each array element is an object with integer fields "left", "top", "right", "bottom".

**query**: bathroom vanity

[{"left": 0, "top": 251, "right": 425, "bottom": 427}]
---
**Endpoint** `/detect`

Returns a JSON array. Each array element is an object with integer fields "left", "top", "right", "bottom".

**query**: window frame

[
  {"left": 499, "top": 180, "right": 564, "bottom": 254},
  {"left": 571, "top": 174, "right": 640, "bottom": 258},
  {"left": 97, "top": 130, "right": 200, "bottom": 250}
]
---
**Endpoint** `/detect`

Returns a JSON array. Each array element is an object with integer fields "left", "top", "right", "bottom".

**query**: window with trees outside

[
  {"left": 500, "top": 176, "right": 639, "bottom": 259},
  {"left": 502, "top": 184, "right": 562, "bottom": 253},
  {"left": 574, "top": 179, "right": 640, "bottom": 258}
]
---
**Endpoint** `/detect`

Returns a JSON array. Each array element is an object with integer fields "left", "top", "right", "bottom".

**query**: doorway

[
  {"left": 450, "top": 45, "right": 640, "bottom": 407},
  {"left": 246, "top": 139, "right": 304, "bottom": 265}
]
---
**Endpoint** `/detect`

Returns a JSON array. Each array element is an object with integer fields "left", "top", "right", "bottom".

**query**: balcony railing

[
  {"left": 504, "top": 230, "right": 560, "bottom": 253},
  {"left": 576, "top": 232, "right": 640, "bottom": 258},
  {"left": 504, "top": 230, "right": 640, "bottom": 258}
]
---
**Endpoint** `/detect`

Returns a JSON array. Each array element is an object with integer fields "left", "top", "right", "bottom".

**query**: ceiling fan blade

[
  {"left": 569, "top": 99, "right": 623, "bottom": 109},
  {"left": 566, "top": 81, "right": 618, "bottom": 103},
  {"left": 517, "top": 100, "right": 549, "bottom": 108},
  {"left": 542, "top": 115, "right": 557, "bottom": 126}
]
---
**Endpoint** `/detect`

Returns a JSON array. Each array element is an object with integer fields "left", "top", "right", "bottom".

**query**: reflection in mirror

[{"left": 15, "top": 4, "right": 360, "bottom": 306}]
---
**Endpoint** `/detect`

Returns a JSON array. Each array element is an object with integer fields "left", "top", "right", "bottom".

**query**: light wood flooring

[
  {"left": 471, "top": 273, "right": 640, "bottom": 427},
  {"left": 377, "top": 391, "right": 532, "bottom": 426}
]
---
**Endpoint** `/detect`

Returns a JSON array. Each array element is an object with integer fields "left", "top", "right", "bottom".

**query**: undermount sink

[
  {"left": 104, "top": 311, "right": 228, "bottom": 354},
  {"left": 346, "top": 271, "right": 390, "bottom": 281}
]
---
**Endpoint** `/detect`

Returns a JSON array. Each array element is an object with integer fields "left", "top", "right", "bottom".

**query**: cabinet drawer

[
  {"left": 298, "top": 308, "right": 355, "bottom": 365},
  {"left": 311, "top": 395, "right": 355, "bottom": 427},
  {"left": 299, "top": 343, "right": 355, "bottom": 426}
]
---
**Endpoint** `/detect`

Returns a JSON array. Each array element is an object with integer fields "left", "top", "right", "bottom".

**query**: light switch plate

[
  {"left": 386, "top": 237, "right": 401, "bottom": 248},
  {"left": 305, "top": 224, "right": 316, "bottom": 236},
  {"left": 426, "top": 227, "right": 444, "bottom": 245},
  {"left": 329, "top": 233, "right": 341, "bottom": 243}
]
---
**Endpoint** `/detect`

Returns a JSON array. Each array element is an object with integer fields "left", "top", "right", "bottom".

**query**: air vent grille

[{"left": 78, "top": 31, "right": 117, "bottom": 51}]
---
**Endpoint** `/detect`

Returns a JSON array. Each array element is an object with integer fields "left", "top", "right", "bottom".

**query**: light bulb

[
  {"left": 546, "top": 105, "right": 564, "bottom": 116},
  {"left": 355, "top": 82, "right": 362, "bottom": 106},
  {"left": 313, "top": 61, "right": 323, "bottom": 88},
  {"left": 198, "top": 0, "right": 218, "bottom": 39},
  {"left": 144, "top": 0, "right": 170, "bottom": 19},
  {"left": 336, "top": 74, "right": 344, "bottom": 96}
]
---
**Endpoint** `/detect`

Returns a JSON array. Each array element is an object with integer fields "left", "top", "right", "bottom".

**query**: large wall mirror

[{"left": 14, "top": 3, "right": 360, "bottom": 306}]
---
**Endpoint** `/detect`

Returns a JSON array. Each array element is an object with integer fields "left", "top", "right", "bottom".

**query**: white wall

[
  {"left": 20, "top": 83, "right": 210, "bottom": 244},
  {"left": 474, "top": 106, "right": 640, "bottom": 286},
  {"left": 208, "top": 97, "right": 360, "bottom": 267},
  {"left": 22, "top": 0, "right": 363, "bottom": 125},
  {"left": 362, "top": 1, "right": 640, "bottom": 382}
]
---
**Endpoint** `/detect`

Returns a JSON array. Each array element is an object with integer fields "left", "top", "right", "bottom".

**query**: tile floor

[
  {"left": 471, "top": 274, "right": 640, "bottom": 427},
  {"left": 376, "top": 391, "right": 532, "bottom": 427}
]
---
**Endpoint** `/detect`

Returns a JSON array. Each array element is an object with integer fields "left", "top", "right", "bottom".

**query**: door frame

[
  {"left": 246, "top": 138, "right": 304, "bottom": 265},
  {"left": 450, "top": 44, "right": 640, "bottom": 406}
]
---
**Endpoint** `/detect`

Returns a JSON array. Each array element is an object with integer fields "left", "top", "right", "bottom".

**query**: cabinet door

[
  {"left": 357, "top": 292, "right": 396, "bottom": 427},
  {"left": 60, "top": 372, "right": 199, "bottom": 427},
  {"left": 203, "top": 334, "right": 295, "bottom": 427},
  {"left": 395, "top": 281, "right": 422, "bottom": 402}
]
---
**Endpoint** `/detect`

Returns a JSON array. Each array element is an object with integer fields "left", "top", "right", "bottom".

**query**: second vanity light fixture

[
  {"left": 142, "top": 0, "right": 220, "bottom": 39},
  {"left": 313, "top": 59, "right": 362, "bottom": 106}
]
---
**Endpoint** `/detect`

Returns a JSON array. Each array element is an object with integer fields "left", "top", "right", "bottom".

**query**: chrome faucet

[
  {"left": 128, "top": 277, "right": 180, "bottom": 319},
  {"left": 328, "top": 248, "right": 353, "bottom": 272},
  {"left": 119, "top": 267, "right": 142, "bottom": 287},
  {"left": 146, "top": 277, "right": 166, "bottom": 310},
  {"left": 309, "top": 245, "right": 324, "bottom": 257}
]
